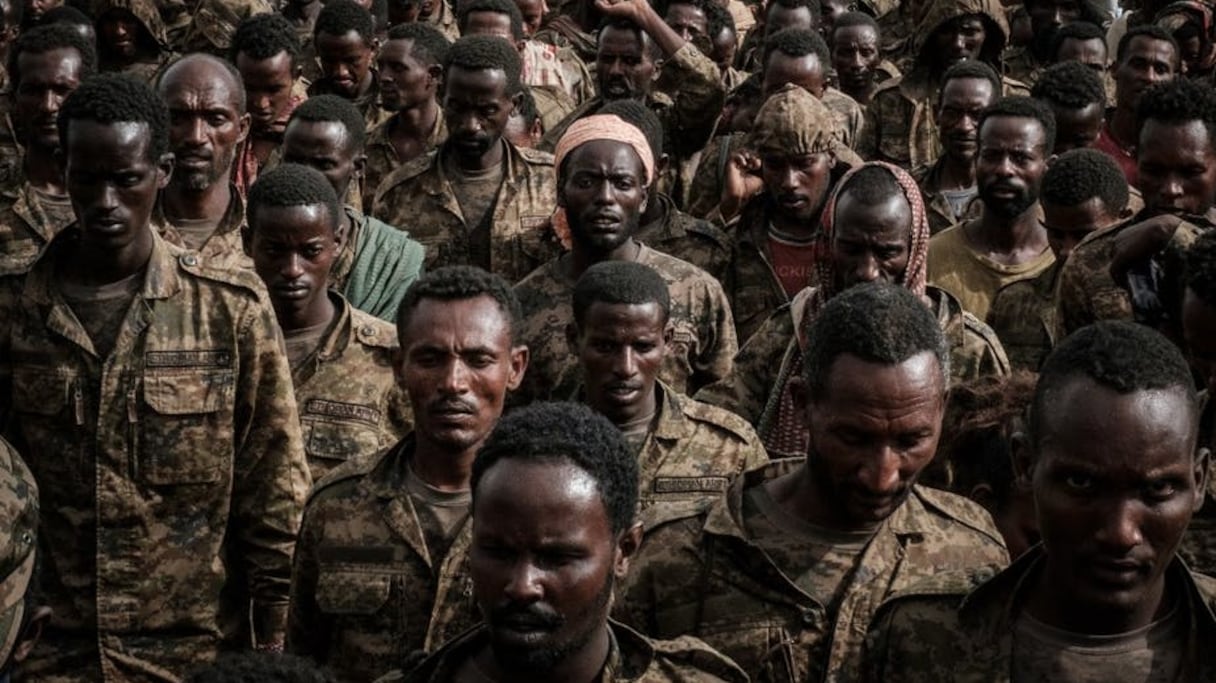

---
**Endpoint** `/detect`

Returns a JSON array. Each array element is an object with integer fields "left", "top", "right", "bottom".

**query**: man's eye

[{"left": 1065, "top": 475, "right": 1093, "bottom": 491}]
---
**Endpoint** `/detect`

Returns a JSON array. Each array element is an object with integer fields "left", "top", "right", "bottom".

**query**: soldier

[
  {"left": 363, "top": 23, "right": 450, "bottom": 209},
  {"left": 1031, "top": 60, "right": 1107, "bottom": 154},
  {"left": 288, "top": 266, "right": 528, "bottom": 681},
  {"left": 705, "top": 1, "right": 745, "bottom": 89},
  {"left": 913, "top": 61, "right": 1001, "bottom": 234},
  {"left": 231, "top": 13, "right": 310, "bottom": 195},
  {"left": 176, "top": 0, "right": 273, "bottom": 57},
  {"left": 385, "top": 402, "right": 750, "bottom": 683},
  {"left": 246, "top": 164, "right": 410, "bottom": 481},
  {"left": 569, "top": 261, "right": 767, "bottom": 528},
  {"left": 698, "top": 162, "right": 1009, "bottom": 458},
  {"left": 1002, "top": 0, "right": 1106, "bottom": 86},
  {"left": 831, "top": 12, "right": 901, "bottom": 107},
  {"left": 309, "top": 0, "right": 386, "bottom": 130},
  {"left": 619, "top": 282, "right": 1010, "bottom": 682},
  {"left": 928, "top": 96, "right": 1057, "bottom": 322},
  {"left": 0, "top": 24, "right": 94, "bottom": 271},
  {"left": 283, "top": 95, "right": 426, "bottom": 323},
  {"left": 514, "top": 0, "right": 545, "bottom": 36},
  {"left": 0, "top": 437, "right": 49, "bottom": 679},
  {"left": 93, "top": 0, "right": 171, "bottom": 83},
  {"left": 761, "top": 28, "right": 865, "bottom": 149},
  {"left": 1058, "top": 77, "right": 1216, "bottom": 336},
  {"left": 989, "top": 149, "right": 1128, "bottom": 371},
  {"left": 1094, "top": 25, "right": 1178, "bottom": 187},
  {"left": 1052, "top": 19, "right": 1109, "bottom": 72},
  {"left": 372, "top": 35, "right": 561, "bottom": 283},
  {"left": 0, "top": 74, "right": 310, "bottom": 680},
  {"left": 734, "top": 0, "right": 817, "bottom": 73},
  {"left": 155, "top": 53, "right": 252, "bottom": 272},
  {"left": 682, "top": 73, "right": 763, "bottom": 219},
  {"left": 514, "top": 114, "right": 736, "bottom": 401},
  {"left": 864, "top": 322, "right": 1216, "bottom": 681}
]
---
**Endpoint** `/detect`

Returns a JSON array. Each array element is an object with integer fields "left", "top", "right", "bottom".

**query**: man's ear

[
  {"left": 156, "top": 152, "right": 175, "bottom": 190},
  {"left": 507, "top": 344, "right": 530, "bottom": 391},
  {"left": 1194, "top": 447, "right": 1211, "bottom": 514},
  {"left": 662, "top": 322, "right": 673, "bottom": 357},
  {"left": 613, "top": 521, "right": 645, "bottom": 579},
  {"left": 354, "top": 152, "right": 368, "bottom": 180},
  {"left": 510, "top": 89, "right": 524, "bottom": 116},
  {"left": 1011, "top": 429, "right": 1035, "bottom": 488},
  {"left": 655, "top": 153, "right": 670, "bottom": 179},
  {"left": 11, "top": 605, "right": 51, "bottom": 664},
  {"left": 236, "top": 111, "right": 252, "bottom": 145}
]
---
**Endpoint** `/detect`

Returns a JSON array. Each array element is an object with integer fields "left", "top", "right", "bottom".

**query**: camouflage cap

[
  {"left": 0, "top": 437, "right": 36, "bottom": 666},
  {"left": 748, "top": 84, "right": 838, "bottom": 156}
]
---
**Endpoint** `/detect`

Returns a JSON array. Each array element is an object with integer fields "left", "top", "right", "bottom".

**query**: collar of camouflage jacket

[
  {"left": 911, "top": 0, "right": 1008, "bottom": 69},
  {"left": 23, "top": 224, "right": 180, "bottom": 305}
]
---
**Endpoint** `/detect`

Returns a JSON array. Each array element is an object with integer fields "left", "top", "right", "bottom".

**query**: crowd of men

[{"left": 0, "top": 0, "right": 1213, "bottom": 678}]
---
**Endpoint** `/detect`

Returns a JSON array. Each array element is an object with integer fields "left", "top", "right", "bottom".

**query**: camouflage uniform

[
  {"left": 0, "top": 181, "right": 78, "bottom": 272},
  {"left": 154, "top": 186, "right": 253, "bottom": 273},
  {"left": 532, "top": 15, "right": 598, "bottom": 66},
  {"left": 1000, "top": 44, "right": 1047, "bottom": 87},
  {"left": 95, "top": 0, "right": 174, "bottom": 84},
  {"left": 362, "top": 114, "right": 448, "bottom": 212},
  {"left": 382, "top": 620, "right": 749, "bottom": 683},
  {"left": 176, "top": 0, "right": 274, "bottom": 55},
  {"left": 821, "top": 87, "right": 866, "bottom": 150},
  {"left": 987, "top": 261, "right": 1061, "bottom": 371},
  {"left": 0, "top": 228, "right": 310, "bottom": 681},
  {"left": 912, "top": 158, "right": 971, "bottom": 235},
  {"left": 861, "top": 548, "right": 1216, "bottom": 682},
  {"left": 308, "top": 74, "right": 389, "bottom": 132},
  {"left": 234, "top": 79, "right": 310, "bottom": 197},
  {"left": 615, "top": 460, "right": 1010, "bottom": 683},
  {"left": 288, "top": 435, "right": 481, "bottom": 682},
  {"left": 328, "top": 206, "right": 425, "bottom": 322},
  {"left": 685, "top": 133, "right": 743, "bottom": 222},
  {"left": 528, "top": 84, "right": 579, "bottom": 137},
  {"left": 696, "top": 286, "right": 1010, "bottom": 457},
  {"left": 521, "top": 40, "right": 596, "bottom": 105},
  {"left": 515, "top": 244, "right": 738, "bottom": 401},
  {"left": 371, "top": 141, "right": 562, "bottom": 284},
  {"left": 292, "top": 293, "right": 412, "bottom": 481},
  {"left": 636, "top": 192, "right": 734, "bottom": 285}
]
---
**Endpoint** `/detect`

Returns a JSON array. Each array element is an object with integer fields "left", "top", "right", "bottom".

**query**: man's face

[
  {"left": 315, "top": 29, "right": 376, "bottom": 98},
  {"left": 389, "top": 0, "right": 423, "bottom": 25},
  {"left": 664, "top": 1, "right": 708, "bottom": 43},
  {"left": 516, "top": 0, "right": 546, "bottom": 36},
  {"left": 711, "top": 26, "right": 736, "bottom": 72},
  {"left": 14, "top": 47, "right": 84, "bottom": 151},
  {"left": 937, "top": 77, "right": 997, "bottom": 163},
  {"left": 161, "top": 63, "right": 249, "bottom": 192},
  {"left": 761, "top": 150, "right": 834, "bottom": 223},
  {"left": 976, "top": 115, "right": 1049, "bottom": 219},
  {"left": 765, "top": 3, "right": 814, "bottom": 35},
  {"left": 1137, "top": 119, "right": 1216, "bottom": 216},
  {"left": 574, "top": 301, "right": 669, "bottom": 425},
  {"left": 26, "top": 0, "right": 62, "bottom": 23},
  {"left": 64, "top": 120, "right": 171, "bottom": 255},
  {"left": 464, "top": 10, "right": 516, "bottom": 42},
  {"left": 1113, "top": 36, "right": 1176, "bottom": 111},
  {"left": 1056, "top": 36, "right": 1107, "bottom": 71},
  {"left": 1050, "top": 102, "right": 1103, "bottom": 153},
  {"left": 471, "top": 458, "right": 635, "bottom": 675},
  {"left": 378, "top": 39, "right": 438, "bottom": 112},
  {"left": 800, "top": 352, "right": 946, "bottom": 530},
  {"left": 930, "top": 14, "right": 988, "bottom": 70},
  {"left": 832, "top": 24, "right": 881, "bottom": 96},
  {"left": 596, "top": 25, "right": 656, "bottom": 100},
  {"left": 1030, "top": 378, "right": 1202, "bottom": 624},
  {"left": 1183, "top": 288, "right": 1216, "bottom": 396},
  {"left": 282, "top": 120, "right": 362, "bottom": 206},
  {"left": 397, "top": 295, "right": 527, "bottom": 452},
  {"left": 1027, "top": 0, "right": 1081, "bottom": 44},
  {"left": 1042, "top": 197, "right": 1120, "bottom": 261},
  {"left": 236, "top": 51, "right": 297, "bottom": 133},
  {"left": 762, "top": 50, "right": 827, "bottom": 98},
  {"left": 249, "top": 204, "right": 339, "bottom": 324},
  {"left": 443, "top": 65, "right": 516, "bottom": 164},
  {"left": 559, "top": 140, "right": 648, "bottom": 255},
  {"left": 819, "top": 0, "right": 853, "bottom": 37},
  {"left": 99, "top": 9, "right": 141, "bottom": 59},
  {"left": 831, "top": 191, "right": 913, "bottom": 290}
]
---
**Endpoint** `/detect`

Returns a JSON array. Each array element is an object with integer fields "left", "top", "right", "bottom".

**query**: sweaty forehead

[
  {"left": 980, "top": 115, "right": 1047, "bottom": 146},
  {"left": 160, "top": 62, "right": 242, "bottom": 108},
  {"left": 475, "top": 458, "right": 609, "bottom": 531},
  {"left": 567, "top": 140, "right": 645, "bottom": 176}
]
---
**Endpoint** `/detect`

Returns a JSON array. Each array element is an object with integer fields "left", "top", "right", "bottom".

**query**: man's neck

[
  {"left": 65, "top": 233, "right": 154, "bottom": 286},
  {"left": 1027, "top": 558, "right": 1173, "bottom": 636},
  {"left": 766, "top": 461, "right": 885, "bottom": 533},
  {"left": 1110, "top": 105, "right": 1138, "bottom": 149},
  {"left": 937, "top": 154, "right": 976, "bottom": 190},
  {"left": 393, "top": 98, "right": 440, "bottom": 136},
  {"left": 476, "top": 622, "right": 612, "bottom": 683},
  {"left": 568, "top": 237, "right": 641, "bottom": 280},
  {"left": 24, "top": 144, "right": 65, "bottom": 195},
  {"left": 162, "top": 179, "right": 232, "bottom": 223},
  {"left": 412, "top": 434, "right": 478, "bottom": 492},
  {"left": 974, "top": 205, "right": 1047, "bottom": 260},
  {"left": 446, "top": 137, "right": 505, "bottom": 173},
  {"left": 276, "top": 291, "right": 336, "bottom": 335},
  {"left": 770, "top": 210, "right": 819, "bottom": 240}
]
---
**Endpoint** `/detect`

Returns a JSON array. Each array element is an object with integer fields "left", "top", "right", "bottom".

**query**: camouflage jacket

[
  {"left": 911, "top": 158, "right": 971, "bottom": 235},
  {"left": 0, "top": 181, "right": 76, "bottom": 272},
  {"left": 685, "top": 133, "right": 743, "bottom": 222},
  {"left": 522, "top": 39, "right": 596, "bottom": 105},
  {"left": 616, "top": 460, "right": 1010, "bottom": 683},
  {"left": 532, "top": 14, "right": 597, "bottom": 64},
  {"left": 1, "top": 228, "right": 310, "bottom": 681},
  {"left": 384, "top": 619, "right": 749, "bottom": 683},
  {"left": 821, "top": 87, "right": 866, "bottom": 150},
  {"left": 154, "top": 187, "right": 253, "bottom": 272},
  {"left": 725, "top": 197, "right": 815, "bottom": 344},
  {"left": 371, "top": 141, "right": 561, "bottom": 284},
  {"left": 288, "top": 435, "right": 480, "bottom": 683},
  {"left": 861, "top": 547, "right": 1216, "bottom": 682},
  {"left": 987, "top": 261, "right": 1061, "bottom": 372},
  {"left": 695, "top": 286, "right": 1010, "bottom": 458},
  {"left": 1000, "top": 44, "right": 1046, "bottom": 87},
  {"left": 292, "top": 293, "right": 412, "bottom": 481},
  {"left": 308, "top": 73, "right": 390, "bottom": 131},
  {"left": 363, "top": 113, "right": 448, "bottom": 211},
  {"left": 95, "top": 0, "right": 173, "bottom": 83},
  {"left": 176, "top": 0, "right": 273, "bottom": 54},
  {"left": 328, "top": 206, "right": 426, "bottom": 323},
  {"left": 514, "top": 244, "right": 738, "bottom": 402},
  {"left": 636, "top": 192, "right": 734, "bottom": 285}
]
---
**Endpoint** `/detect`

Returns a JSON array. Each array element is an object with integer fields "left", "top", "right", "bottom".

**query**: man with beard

[
  {"left": 372, "top": 35, "right": 561, "bottom": 284},
  {"left": 154, "top": 53, "right": 252, "bottom": 272},
  {"left": 308, "top": 0, "right": 387, "bottom": 130},
  {"left": 288, "top": 266, "right": 528, "bottom": 681},
  {"left": 1003, "top": 0, "right": 1106, "bottom": 86},
  {"left": 928, "top": 96, "right": 1057, "bottom": 321},
  {"left": 618, "top": 282, "right": 1010, "bottom": 683},
  {"left": 863, "top": 321, "right": 1216, "bottom": 682},
  {"left": 914, "top": 60, "right": 1001, "bottom": 234},
  {"left": 0, "top": 24, "right": 94, "bottom": 270},
  {"left": 831, "top": 12, "right": 901, "bottom": 108},
  {"left": 1095, "top": 25, "right": 1178, "bottom": 186},
  {"left": 388, "top": 401, "right": 749, "bottom": 683},
  {"left": 1031, "top": 59, "right": 1108, "bottom": 154}
]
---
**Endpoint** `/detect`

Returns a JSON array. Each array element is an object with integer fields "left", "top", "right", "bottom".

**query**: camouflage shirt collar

[
  {"left": 25, "top": 225, "right": 180, "bottom": 305},
  {"left": 426, "top": 139, "right": 524, "bottom": 196},
  {"left": 152, "top": 184, "right": 247, "bottom": 241},
  {"left": 649, "top": 381, "right": 693, "bottom": 443}
]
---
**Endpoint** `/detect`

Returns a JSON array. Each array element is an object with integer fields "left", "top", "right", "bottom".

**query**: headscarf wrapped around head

[{"left": 748, "top": 83, "right": 838, "bottom": 157}]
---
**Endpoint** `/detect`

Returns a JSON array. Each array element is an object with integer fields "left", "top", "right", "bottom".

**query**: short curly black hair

[
  {"left": 1185, "top": 230, "right": 1216, "bottom": 309},
  {"left": 36, "top": 5, "right": 89, "bottom": 30},
  {"left": 58, "top": 73, "right": 169, "bottom": 161},
  {"left": 396, "top": 266, "right": 523, "bottom": 344},
  {"left": 1136, "top": 76, "right": 1216, "bottom": 149},
  {"left": 457, "top": 0, "right": 524, "bottom": 41},
  {"left": 471, "top": 401, "right": 639, "bottom": 534},
  {"left": 802, "top": 282, "right": 950, "bottom": 399},
  {"left": 939, "top": 59, "right": 1002, "bottom": 104},
  {"left": 1116, "top": 23, "right": 1179, "bottom": 65},
  {"left": 599, "top": 98, "right": 663, "bottom": 164},
  {"left": 247, "top": 163, "right": 342, "bottom": 234},
  {"left": 767, "top": 0, "right": 820, "bottom": 23},
  {"left": 729, "top": 71, "right": 764, "bottom": 102},
  {"left": 572, "top": 261, "right": 671, "bottom": 327},
  {"left": 834, "top": 10, "right": 878, "bottom": 34},
  {"left": 1050, "top": 20, "right": 1105, "bottom": 61},
  {"left": 7, "top": 22, "right": 97, "bottom": 93},
  {"left": 1040, "top": 148, "right": 1129, "bottom": 214},
  {"left": 288, "top": 93, "right": 367, "bottom": 152},
  {"left": 837, "top": 164, "right": 905, "bottom": 206},
  {"left": 186, "top": 652, "right": 336, "bottom": 683},
  {"left": 386, "top": 21, "right": 451, "bottom": 67},
  {"left": 978, "top": 96, "right": 1057, "bottom": 157},
  {"left": 1031, "top": 60, "right": 1105, "bottom": 110},
  {"left": 231, "top": 13, "right": 301, "bottom": 66},
  {"left": 1030, "top": 321, "right": 1197, "bottom": 444},
  {"left": 762, "top": 27, "right": 830, "bottom": 71},
  {"left": 313, "top": 0, "right": 375, "bottom": 44},
  {"left": 704, "top": 0, "right": 735, "bottom": 39},
  {"left": 445, "top": 34, "right": 523, "bottom": 94}
]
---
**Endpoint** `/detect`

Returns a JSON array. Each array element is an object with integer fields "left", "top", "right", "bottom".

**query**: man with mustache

[
  {"left": 155, "top": 53, "right": 253, "bottom": 272},
  {"left": 618, "top": 282, "right": 1010, "bottom": 682},
  {"left": 308, "top": 0, "right": 387, "bottom": 131},
  {"left": 288, "top": 266, "right": 528, "bottom": 681},
  {"left": 863, "top": 321, "right": 1216, "bottom": 682},
  {"left": 372, "top": 35, "right": 561, "bottom": 284},
  {"left": 928, "top": 96, "right": 1057, "bottom": 322},
  {"left": 389, "top": 401, "right": 748, "bottom": 682},
  {"left": 831, "top": 12, "right": 900, "bottom": 108},
  {"left": 1094, "top": 25, "right": 1178, "bottom": 187}
]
